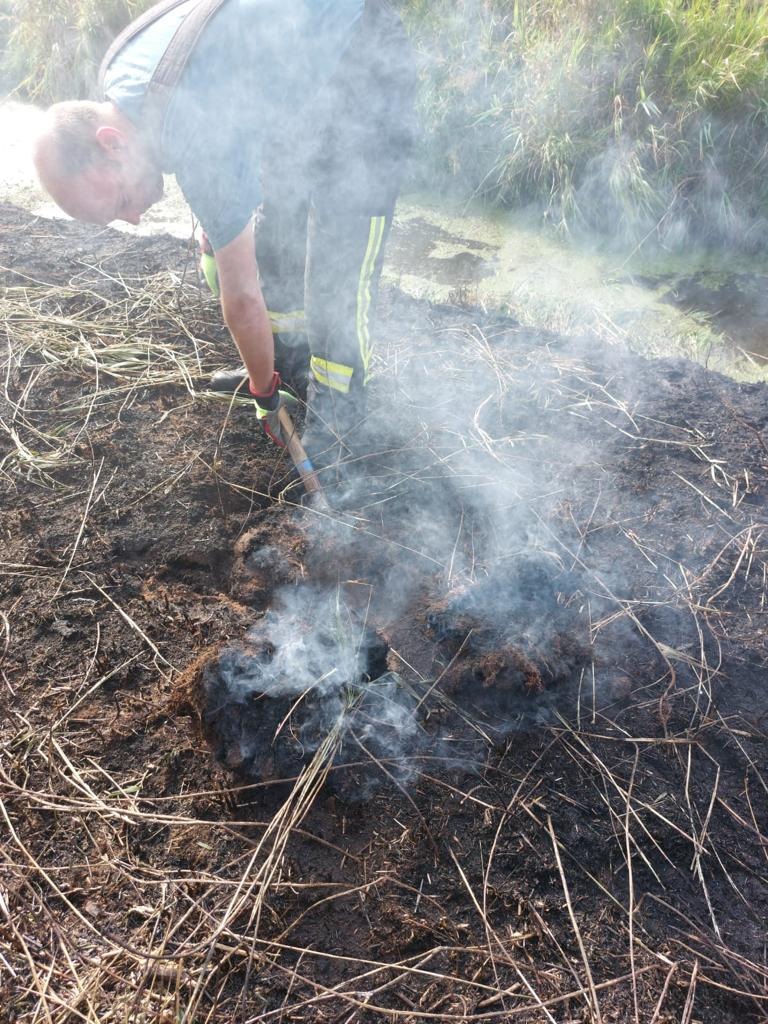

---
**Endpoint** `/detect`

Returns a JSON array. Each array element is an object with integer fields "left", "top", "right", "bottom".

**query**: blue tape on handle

[{"left": 297, "top": 459, "right": 315, "bottom": 474}]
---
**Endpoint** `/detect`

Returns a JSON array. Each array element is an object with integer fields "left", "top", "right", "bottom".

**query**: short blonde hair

[{"left": 37, "top": 101, "right": 108, "bottom": 179}]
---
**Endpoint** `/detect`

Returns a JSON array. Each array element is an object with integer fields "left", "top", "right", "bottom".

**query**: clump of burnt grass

[{"left": 401, "top": 0, "right": 768, "bottom": 253}]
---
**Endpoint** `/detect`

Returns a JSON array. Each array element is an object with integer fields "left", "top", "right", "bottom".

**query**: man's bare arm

[{"left": 214, "top": 221, "right": 274, "bottom": 393}]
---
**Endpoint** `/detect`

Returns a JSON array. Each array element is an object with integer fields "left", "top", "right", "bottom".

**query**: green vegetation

[
  {"left": 0, "top": 0, "right": 152, "bottom": 100},
  {"left": 401, "top": 0, "right": 768, "bottom": 251},
  {"left": 2, "top": 0, "right": 767, "bottom": 251}
]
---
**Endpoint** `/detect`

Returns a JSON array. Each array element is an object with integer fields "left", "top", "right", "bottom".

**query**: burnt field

[{"left": 1, "top": 200, "right": 767, "bottom": 1023}]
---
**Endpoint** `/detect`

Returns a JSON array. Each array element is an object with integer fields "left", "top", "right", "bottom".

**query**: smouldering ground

[{"left": 1, "top": 203, "right": 767, "bottom": 1022}]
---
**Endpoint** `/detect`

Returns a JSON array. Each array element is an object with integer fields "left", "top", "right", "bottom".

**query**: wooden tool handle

[{"left": 277, "top": 406, "right": 330, "bottom": 510}]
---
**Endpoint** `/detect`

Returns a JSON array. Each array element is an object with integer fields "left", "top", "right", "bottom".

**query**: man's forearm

[
  {"left": 220, "top": 290, "right": 275, "bottom": 394},
  {"left": 212, "top": 220, "right": 275, "bottom": 394}
]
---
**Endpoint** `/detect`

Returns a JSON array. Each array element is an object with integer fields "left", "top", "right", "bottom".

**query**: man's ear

[{"left": 95, "top": 125, "right": 126, "bottom": 158}]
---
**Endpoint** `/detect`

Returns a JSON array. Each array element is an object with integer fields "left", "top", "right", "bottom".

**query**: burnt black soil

[{"left": 2, "top": 201, "right": 767, "bottom": 1022}]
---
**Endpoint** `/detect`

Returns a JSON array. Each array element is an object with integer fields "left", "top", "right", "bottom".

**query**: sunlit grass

[
  {"left": 403, "top": 0, "right": 768, "bottom": 252},
  {"left": 1, "top": 0, "right": 153, "bottom": 100}
]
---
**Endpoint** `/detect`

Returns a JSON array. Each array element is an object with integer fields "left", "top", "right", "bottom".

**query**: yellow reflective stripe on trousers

[
  {"left": 356, "top": 216, "right": 386, "bottom": 382},
  {"left": 310, "top": 356, "right": 354, "bottom": 393},
  {"left": 268, "top": 310, "right": 306, "bottom": 333}
]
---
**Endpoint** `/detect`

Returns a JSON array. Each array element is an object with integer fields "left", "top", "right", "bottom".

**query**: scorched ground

[{"left": 1, "top": 201, "right": 767, "bottom": 1023}]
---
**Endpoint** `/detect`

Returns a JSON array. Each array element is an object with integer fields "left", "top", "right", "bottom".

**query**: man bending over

[{"left": 34, "top": 0, "right": 416, "bottom": 476}]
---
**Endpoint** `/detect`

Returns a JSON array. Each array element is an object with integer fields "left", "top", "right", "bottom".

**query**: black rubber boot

[
  {"left": 274, "top": 333, "right": 310, "bottom": 394},
  {"left": 207, "top": 367, "right": 251, "bottom": 395}
]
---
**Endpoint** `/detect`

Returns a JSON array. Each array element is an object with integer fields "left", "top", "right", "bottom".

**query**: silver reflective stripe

[
  {"left": 268, "top": 310, "right": 307, "bottom": 333},
  {"left": 310, "top": 356, "right": 353, "bottom": 393}
]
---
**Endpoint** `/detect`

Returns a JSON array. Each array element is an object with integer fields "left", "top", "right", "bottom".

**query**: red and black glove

[{"left": 250, "top": 372, "right": 299, "bottom": 448}]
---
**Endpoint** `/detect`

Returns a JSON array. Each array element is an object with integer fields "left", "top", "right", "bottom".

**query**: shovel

[{"left": 277, "top": 406, "right": 331, "bottom": 511}]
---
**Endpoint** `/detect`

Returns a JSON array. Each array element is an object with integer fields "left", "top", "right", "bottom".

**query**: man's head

[{"left": 33, "top": 101, "right": 164, "bottom": 226}]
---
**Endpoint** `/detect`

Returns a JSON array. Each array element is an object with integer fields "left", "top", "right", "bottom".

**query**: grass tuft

[
  {"left": 0, "top": 0, "right": 153, "bottom": 100},
  {"left": 402, "top": 0, "right": 768, "bottom": 252}
]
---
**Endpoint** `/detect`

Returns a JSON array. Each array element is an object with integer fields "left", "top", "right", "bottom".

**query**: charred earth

[{"left": 2, "top": 202, "right": 767, "bottom": 1022}]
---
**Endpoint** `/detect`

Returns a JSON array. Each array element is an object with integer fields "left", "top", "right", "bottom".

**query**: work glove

[
  {"left": 250, "top": 372, "right": 299, "bottom": 448},
  {"left": 199, "top": 231, "right": 219, "bottom": 296}
]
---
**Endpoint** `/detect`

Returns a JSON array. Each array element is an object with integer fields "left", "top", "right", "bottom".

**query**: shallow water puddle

[{"left": 386, "top": 196, "right": 768, "bottom": 381}]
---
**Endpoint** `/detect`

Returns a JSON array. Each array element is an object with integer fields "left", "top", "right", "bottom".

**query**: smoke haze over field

[
  {"left": 4, "top": 0, "right": 764, "bottom": 781},
  {"left": 206, "top": 289, "right": 740, "bottom": 784},
  {"left": 2, "top": 200, "right": 767, "bottom": 1024},
  {"left": 2, "top": 8, "right": 767, "bottom": 1016}
]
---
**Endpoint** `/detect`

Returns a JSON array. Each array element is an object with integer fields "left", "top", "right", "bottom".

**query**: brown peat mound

[{"left": 192, "top": 552, "right": 590, "bottom": 791}]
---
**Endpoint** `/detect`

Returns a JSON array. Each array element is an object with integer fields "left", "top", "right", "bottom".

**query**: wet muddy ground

[
  {"left": 638, "top": 269, "right": 768, "bottom": 360},
  {"left": 1, "top": 201, "right": 767, "bottom": 1022},
  {"left": 385, "top": 203, "right": 768, "bottom": 380}
]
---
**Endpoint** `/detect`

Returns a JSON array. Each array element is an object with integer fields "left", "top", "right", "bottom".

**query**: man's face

[{"left": 60, "top": 139, "right": 164, "bottom": 227}]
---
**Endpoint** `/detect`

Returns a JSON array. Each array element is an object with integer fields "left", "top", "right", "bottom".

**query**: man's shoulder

[{"left": 102, "top": 0, "right": 197, "bottom": 116}]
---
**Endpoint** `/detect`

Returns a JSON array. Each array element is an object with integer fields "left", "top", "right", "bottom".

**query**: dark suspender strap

[
  {"left": 98, "top": 0, "right": 191, "bottom": 94},
  {"left": 99, "top": 0, "right": 227, "bottom": 142},
  {"left": 143, "top": 0, "right": 227, "bottom": 118}
]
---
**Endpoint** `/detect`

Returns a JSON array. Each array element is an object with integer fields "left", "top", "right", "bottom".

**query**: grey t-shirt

[{"left": 103, "top": 0, "right": 364, "bottom": 248}]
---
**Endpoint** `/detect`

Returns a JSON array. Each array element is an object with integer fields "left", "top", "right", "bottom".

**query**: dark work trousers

[{"left": 254, "top": 0, "right": 417, "bottom": 397}]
